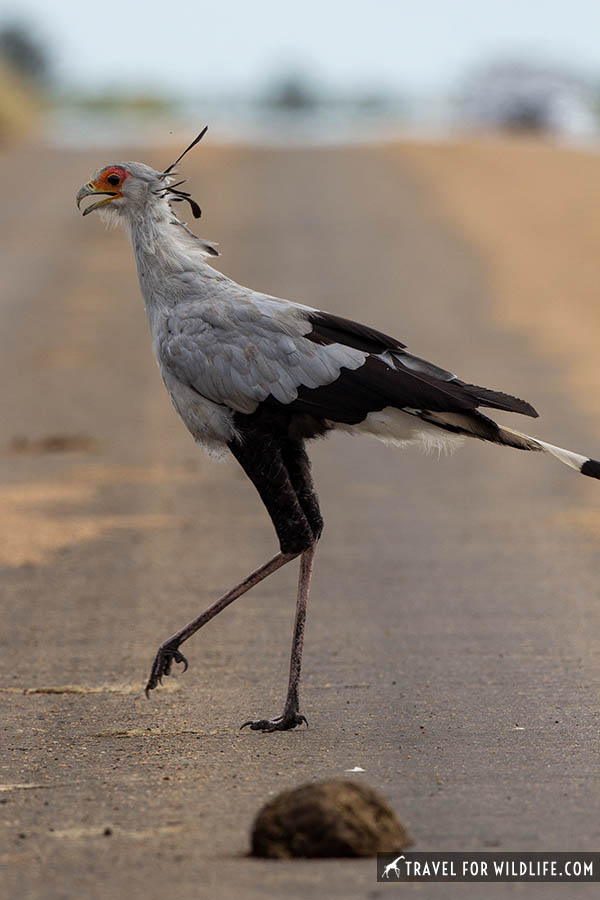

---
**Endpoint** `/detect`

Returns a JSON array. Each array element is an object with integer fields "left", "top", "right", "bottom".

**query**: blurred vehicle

[{"left": 461, "top": 60, "right": 598, "bottom": 137}]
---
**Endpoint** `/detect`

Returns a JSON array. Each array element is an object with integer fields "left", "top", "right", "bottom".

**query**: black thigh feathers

[{"left": 229, "top": 408, "right": 323, "bottom": 554}]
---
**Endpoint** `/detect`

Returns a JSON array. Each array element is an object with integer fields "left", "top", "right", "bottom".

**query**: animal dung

[{"left": 250, "top": 778, "right": 412, "bottom": 858}]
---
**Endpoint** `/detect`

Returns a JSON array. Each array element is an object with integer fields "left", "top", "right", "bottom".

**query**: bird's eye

[{"left": 106, "top": 174, "right": 120, "bottom": 186}]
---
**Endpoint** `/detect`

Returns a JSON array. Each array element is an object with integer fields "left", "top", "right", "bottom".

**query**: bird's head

[
  {"left": 76, "top": 128, "right": 208, "bottom": 226},
  {"left": 76, "top": 162, "right": 161, "bottom": 221}
]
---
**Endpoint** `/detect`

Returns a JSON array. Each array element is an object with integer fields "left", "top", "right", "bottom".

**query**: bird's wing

[
  {"left": 160, "top": 292, "right": 537, "bottom": 421},
  {"left": 292, "top": 309, "right": 538, "bottom": 422},
  {"left": 158, "top": 294, "right": 368, "bottom": 415}
]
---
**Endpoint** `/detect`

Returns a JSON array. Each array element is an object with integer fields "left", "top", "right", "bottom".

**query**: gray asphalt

[{"left": 1, "top": 144, "right": 599, "bottom": 899}]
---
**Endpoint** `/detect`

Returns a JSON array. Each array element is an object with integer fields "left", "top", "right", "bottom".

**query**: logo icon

[{"left": 382, "top": 855, "right": 406, "bottom": 879}]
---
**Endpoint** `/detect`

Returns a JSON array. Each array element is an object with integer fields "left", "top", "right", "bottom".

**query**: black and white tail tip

[
  {"left": 503, "top": 427, "right": 600, "bottom": 479},
  {"left": 580, "top": 459, "right": 600, "bottom": 479}
]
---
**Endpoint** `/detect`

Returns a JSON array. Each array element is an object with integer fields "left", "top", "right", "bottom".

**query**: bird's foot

[
  {"left": 240, "top": 710, "right": 308, "bottom": 733},
  {"left": 145, "top": 641, "right": 188, "bottom": 697}
]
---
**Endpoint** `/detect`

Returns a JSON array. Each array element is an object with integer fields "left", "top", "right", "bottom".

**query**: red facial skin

[{"left": 95, "top": 166, "right": 131, "bottom": 191}]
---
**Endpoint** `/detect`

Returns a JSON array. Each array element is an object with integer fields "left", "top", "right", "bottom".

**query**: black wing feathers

[
  {"left": 265, "top": 309, "right": 538, "bottom": 424},
  {"left": 285, "top": 356, "right": 475, "bottom": 424},
  {"left": 306, "top": 311, "right": 407, "bottom": 353},
  {"left": 458, "top": 383, "right": 538, "bottom": 418}
]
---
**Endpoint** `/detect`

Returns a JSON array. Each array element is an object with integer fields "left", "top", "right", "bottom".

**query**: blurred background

[{"left": 2, "top": 0, "right": 600, "bottom": 146}]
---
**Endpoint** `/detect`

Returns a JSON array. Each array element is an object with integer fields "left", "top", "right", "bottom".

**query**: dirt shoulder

[{"left": 394, "top": 136, "right": 600, "bottom": 424}]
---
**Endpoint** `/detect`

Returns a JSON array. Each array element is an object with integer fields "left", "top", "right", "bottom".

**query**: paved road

[{"left": 1, "top": 144, "right": 599, "bottom": 899}]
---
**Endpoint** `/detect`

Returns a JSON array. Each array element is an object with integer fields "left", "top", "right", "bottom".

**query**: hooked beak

[{"left": 76, "top": 182, "right": 120, "bottom": 216}]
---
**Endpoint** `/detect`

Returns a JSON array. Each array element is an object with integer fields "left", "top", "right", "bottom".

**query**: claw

[
  {"left": 175, "top": 650, "right": 189, "bottom": 672},
  {"left": 145, "top": 643, "right": 189, "bottom": 697}
]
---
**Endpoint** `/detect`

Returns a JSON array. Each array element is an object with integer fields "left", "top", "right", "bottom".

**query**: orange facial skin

[
  {"left": 94, "top": 165, "right": 131, "bottom": 192},
  {"left": 77, "top": 166, "right": 132, "bottom": 216}
]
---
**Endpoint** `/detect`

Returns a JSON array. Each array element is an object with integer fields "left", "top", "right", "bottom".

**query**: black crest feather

[
  {"left": 159, "top": 127, "right": 208, "bottom": 218},
  {"left": 162, "top": 126, "right": 208, "bottom": 176}
]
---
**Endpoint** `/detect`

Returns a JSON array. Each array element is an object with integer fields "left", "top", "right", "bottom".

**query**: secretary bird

[{"left": 77, "top": 130, "right": 600, "bottom": 732}]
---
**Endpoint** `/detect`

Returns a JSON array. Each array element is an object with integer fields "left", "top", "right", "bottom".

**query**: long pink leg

[
  {"left": 145, "top": 551, "right": 298, "bottom": 695},
  {"left": 241, "top": 543, "right": 316, "bottom": 731}
]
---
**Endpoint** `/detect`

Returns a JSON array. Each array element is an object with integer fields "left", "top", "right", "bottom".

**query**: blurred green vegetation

[
  {"left": 60, "top": 90, "right": 176, "bottom": 115},
  {"left": 0, "top": 21, "right": 50, "bottom": 138}
]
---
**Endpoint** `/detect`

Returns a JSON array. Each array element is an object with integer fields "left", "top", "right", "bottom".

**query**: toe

[
  {"left": 240, "top": 713, "right": 307, "bottom": 732},
  {"left": 172, "top": 649, "right": 188, "bottom": 672},
  {"left": 240, "top": 718, "right": 271, "bottom": 731}
]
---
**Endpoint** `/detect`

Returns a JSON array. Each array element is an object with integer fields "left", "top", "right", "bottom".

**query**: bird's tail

[
  {"left": 419, "top": 410, "right": 600, "bottom": 479},
  {"left": 497, "top": 426, "right": 600, "bottom": 479}
]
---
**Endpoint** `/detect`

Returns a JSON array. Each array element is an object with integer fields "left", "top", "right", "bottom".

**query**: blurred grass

[
  {"left": 0, "top": 59, "right": 41, "bottom": 138},
  {"left": 60, "top": 90, "right": 176, "bottom": 115}
]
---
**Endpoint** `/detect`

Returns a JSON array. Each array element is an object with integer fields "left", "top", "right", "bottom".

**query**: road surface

[{"left": 1, "top": 142, "right": 599, "bottom": 898}]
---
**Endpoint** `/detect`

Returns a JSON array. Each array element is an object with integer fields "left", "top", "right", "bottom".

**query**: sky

[{"left": 6, "top": 0, "right": 600, "bottom": 95}]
